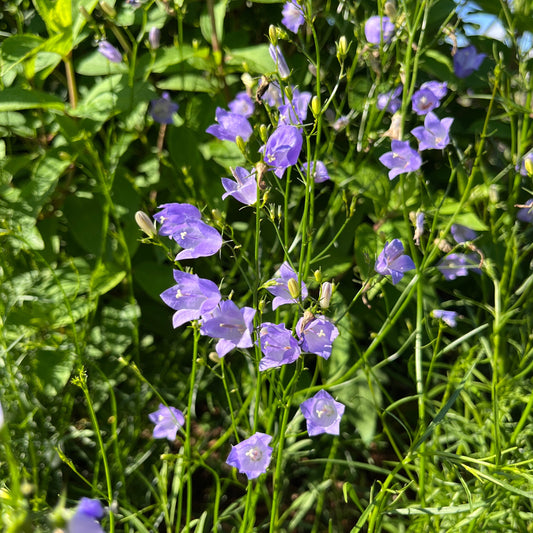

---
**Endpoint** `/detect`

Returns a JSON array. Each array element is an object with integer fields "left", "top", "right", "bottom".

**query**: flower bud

[
  {"left": 269, "top": 25, "right": 278, "bottom": 45},
  {"left": 148, "top": 27, "right": 160, "bottom": 49},
  {"left": 135, "top": 211, "right": 157, "bottom": 237},
  {"left": 236, "top": 135, "right": 246, "bottom": 155},
  {"left": 384, "top": 1, "right": 397, "bottom": 19},
  {"left": 259, "top": 124, "right": 269, "bottom": 144},
  {"left": 525, "top": 158, "right": 533, "bottom": 177},
  {"left": 287, "top": 277, "right": 300, "bottom": 299},
  {"left": 313, "top": 269, "right": 322, "bottom": 283},
  {"left": 311, "top": 95, "right": 321, "bottom": 117},
  {"left": 319, "top": 282, "right": 333, "bottom": 309},
  {"left": 336, "top": 36, "right": 350, "bottom": 62}
]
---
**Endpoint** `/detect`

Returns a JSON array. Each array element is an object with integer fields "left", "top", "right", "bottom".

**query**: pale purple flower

[
  {"left": 257, "top": 322, "right": 301, "bottom": 371},
  {"left": 375, "top": 239, "right": 416, "bottom": 285},
  {"left": 228, "top": 91, "right": 255, "bottom": 118},
  {"left": 206, "top": 107, "right": 253, "bottom": 142},
  {"left": 279, "top": 90, "right": 312, "bottom": 126},
  {"left": 301, "top": 160, "right": 330, "bottom": 183},
  {"left": 282, "top": 0, "right": 305, "bottom": 33},
  {"left": 149, "top": 404, "right": 185, "bottom": 441},
  {"left": 364, "top": 15, "right": 395, "bottom": 44},
  {"left": 262, "top": 125, "right": 303, "bottom": 178},
  {"left": 453, "top": 45, "right": 486, "bottom": 78},
  {"left": 517, "top": 199, "right": 533, "bottom": 223},
  {"left": 154, "top": 203, "right": 223, "bottom": 260},
  {"left": 200, "top": 300, "right": 255, "bottom": 357},
  {"left": 300, "top": 390, "right": 345, "bottom": 436},
  {"left": 160, "top": 270, "right": 221, "bottom": 328},
  {"left": 262, "top": 82, "right": 284, "bottom": 107},
  {"left": 437, "top": 253, "right": 480, "bottom": 280},
  {"left": 451, "top": 224, "right": 477, "bottom": 243},
  {"left": 432, "top": 309, "right": 458, "bottom": 327},
  {"left": 68, "top": 498, "right": 105, "bottom": 533},
  {"left": 265, "top": 261, "right": 308, "bottom": 309},
  {"left": 517, "top": 153, "right": 533, "bottom": 176},
  {"left": 332, "top": 115, "right": 350, "bottom": 131},
  {"left": 411, "top": 112, "right": 453, "bottom": 151},
  {"left": 412, "top": 88, "right": 440, "bottom": 115},
  {"left": 148, "top": 27, "right": 160, "bottom": 49},
  {"left": 269, "top": 44, "right": 290, "bottom": 79},
  {"left": 420, "top": 81, "right": 448, "bottom": 100},
  {"left": 97, "top": 40, "right": 122, "bottom": 63},
  {"left": 379, "top": 140, "right": 422, "bottom": 179},
  {"left": 377, "top": 85, "right": 403, "bottom": 113},
  {"left": 296, "top": 314, "right": 339, "bottom": 360},
  {"left": 149, "top": 92, "right": 179, "bottom": 124},
  {"left": 414, "top": 212, "right": 424, "bottom": 245},
  {"left": 221, "top": 167, "right": 257, "bottom": 205},
  {"left": 226, "top": 432, "right": 273, "bottom": 479}
]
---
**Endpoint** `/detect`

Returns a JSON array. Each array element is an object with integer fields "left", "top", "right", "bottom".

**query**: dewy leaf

[{"left": 0, "top": 87, "right": 64, "bottom": 112}]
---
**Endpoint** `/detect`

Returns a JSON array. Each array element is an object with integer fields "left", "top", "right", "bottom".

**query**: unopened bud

[
  {"left": 259, "top": 124, "right": 269, "bottom": 144},
  {"left": 241, "top": 72, "right": 254, "bottom": 90},
  {"left": 269, "top": 25, "right": 278, "bottom": 45},
  {"left": 319, "top": 282, "right": 333, "bottom": 309},
  {"left": 311, "top": 95, "right": 321, "bottom": 117},
  {"left": 336, "top": 36, "right": 350, "bottom": 62},
  {"left": 287, "top": 277, "right": 300, "bottom": 299},
  {"left": 208, "top": 351, "right": 220, "bottom": 364},
  {"left": 135, "top": 211, "right": 157, "bottom": 237},
  {"left": 525, "top": 158, "right": 533, "bottom": 177},
  {"left": 313, "top": 269, "right": 322, "bottom": 283},
  {"left": 258, "top": 299, "right": 266, "bottom": 313},
  {"left": 384, "top": 1, "right": 397, "bottom": 19},
  {"left": 236, "top": 135, "right": 246, "bottom": 155},
  {"left": 148, "top": 27, "right": 160, "bottom": 49},
  {"left": 99, "top": 1, "right": 116, "bottom": 17}
]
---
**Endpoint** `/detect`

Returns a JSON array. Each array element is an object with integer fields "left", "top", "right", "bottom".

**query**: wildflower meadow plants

[{"left": 2, "top": 0, "right": 533, "bottom": 532}]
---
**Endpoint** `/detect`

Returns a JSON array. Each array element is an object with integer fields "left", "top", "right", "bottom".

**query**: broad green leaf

[
  {"left": 225, "top": 44, "right": 274, "bottom": 74},
  {"left": 157, "top": 74, "right": 220, "bottom": 93},
  {"left": 200, "top": 0, "right": 228, "bottom": 45},
  {"left": 0, "top": 87, "right": 64, "bottom": 112},
  {"left": 34, "top": 346, "right": 77, "bottom": 396}
]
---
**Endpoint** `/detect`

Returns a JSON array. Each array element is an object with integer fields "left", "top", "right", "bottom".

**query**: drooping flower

[
  {"left": 451, "top": 224, "right": 477, "bottom": 243},
  {"left": 411, "top": 88, "right": 440, "bottom": 115},
  {"left": 149, "top": 404, "right": 185, "bottom": 441},
  {"left": 453, "top": 45, "right": 486, "bottom": 78},
  {"left": 377, "top": 85, "right": 403, "bottom": 113},
  {"left": 437, "top": 253, "right": 480, "bottom": 280},
  {"left": 269, "top": 44, "right": 291, "bottom": 79},
  {"left": 221, "top": 167, "right": 257, "bottom": 205},
  {"left": 411, "top": 112, "right": 453, "bottom": 151},
  {"left": 296, "top": 313, "right": 339, "bottom": 360},
  {"left": 300, "top": 390, "right": 345, "bottom": 436},
  {"left": 420, "top": 80, "right": 448, "bottom": 100},
  {"left": 154, "top": 203, "right": 223, "bottom": 260},
  {"left": 160, "top": 270, "right": 221, "bottom": 328},
  {"left": 148, "top": 27, "right": 160, "bottom": 49},
  {"left": 301, "top": 160, "right": 330, "bottom": 183},
  {"left": 375, "top": 239, "right": 416, "bottom": 285},
  {"left": 97, "top": 40, "right": 122, "bottom": 63},
  {"left": 200, "top": 300, "right": 255, "bottom": 357},
  {"left": 228, "top": 91, "right": 255, "bottom": 118},
  {"left": 262, "top": 125, "right": 303, "bottom": 178},
  {"left": 226, "top": 432, "right": 273, "bottom": 480},
  {"left": 265, "top": 261, "right": 308, "bottom": 309},
  {"left": 206, "top": 107, "right": 253, "bottom": 142},
  {"left": 379, "top": 140, "right": 422, "bottom": 179},
  {"left": 149, "top": 92, "right": 179, "bottom": 124},
  {"left": 68, "top": 498, "right": 105, "bottom": 533},
  {"left": 278, "top": 90, "right": 312, "bottom": 126},
  {"left": 364, "top": 15, "right": 395, "bottom": 44},
  {"left": 257, "top": 322, "right": 301, "bottom": 371},
  {"left": 282, "top": 0, "right": 305, "bottom": 33},
  {"left": 432, "top": 309, "right": 458, "bottom": 327},
  {"left": 517, "top": 199, "right": 533, "bottom": 223}
]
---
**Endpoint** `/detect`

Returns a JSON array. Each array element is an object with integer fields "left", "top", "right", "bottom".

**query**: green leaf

[
  {"left": 0, "top": 87, "right": 64, "bottom": 112},
  {"left": 200, "top": 0, "right": 228, "bottom": 45},
  {"left": 225, "top": 44, "right": 275, "bottom": 74},
  {"left": 34, "top": 346, "right": 77, "bottom": 396},
  {"left": 157, "top": 74, "right": 220, "bottom": 93}
]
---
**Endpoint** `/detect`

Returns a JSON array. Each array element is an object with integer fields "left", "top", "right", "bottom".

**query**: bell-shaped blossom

[
  {"left": 451, "top": 224, "right": 477, "bottom": 243},
  {"left": 200, "top": 300, "right": 255, "bottom": 357},
  {"left": 154, "top": 203, "right": 223, "bottom": 260},
  {"left": 282, "top": 0, "right": 305, "bottom": 33},
  {"left": 411, "top": 112, "right": 453, "bottom": 151},
  {"left": 221, "top": 167, "right": 257, "bottom": 205},
  {"left": 296, "top": 314, "right": 339, "bottom": 360},
  {"left": 300, "top": 390, "right": 345, "bottom": 436},
  {"left": 437, "top": 253, "right": 480, "bottom": 280},
  {"left": 97, "top": 40, "right": 122, "bottom": 63},
  {"left": 149, "top": 92, "right": 179, "bottom": 124},
  {"left": 262, "top": 125, "right": 303, "bottom": 178},
  {"left": 149, "top": 404, "right": 185, "bottom": 441},
  {"left": 301, "top": 160, "right": 330, "bottom": 183},
  {"left": 226, "top": 432, "right": 273, "bottom": 480},
  {"left": 420, "top": 80, "right": 448, "bottom": 100},
  {"left": 278, "top": 90, "right": 312, "bottom": 126},
  {"left": 411, "top": 88, "right": 440, "bottom": 115},
  {"left": 379, "top": 140, "right": 422, "bottom": 179},
  {"left": 453, "top": 45, "right": 486, "bottom": 78},
  {"left": 258, "top": 322, "right": 301, "bottom": 371},
  {"left": 68, "top": 498, "right": 105, "bottom": 533},
  {"left": 160, "top": 270, "right": 221, "bottom": 328},
  {"left": 432, "top": 309, "right": 458, "bottom": 327},
  {"left": 269, "top": 44, "right": 290, "bottom": 79},
  {"left": 375, "top": 239, "right": 415, "bottom": 285},
  {"left": 517, "top": 199, "right": 533, "bottom": 223},
  {"left": 228, "top": 91, "right": 255, "bottom": 118},
  {"left": 265, "top": 261, "right": 308, "bottom": 309},
  {"left": 364, "top": 15, "right": 395, "bottom": 44},
  {"left": 377, "top": 85, "right": 403, "bottom": 113},
  {"left": 206, "top": 107, "right": 252, "bottom": 142}
]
